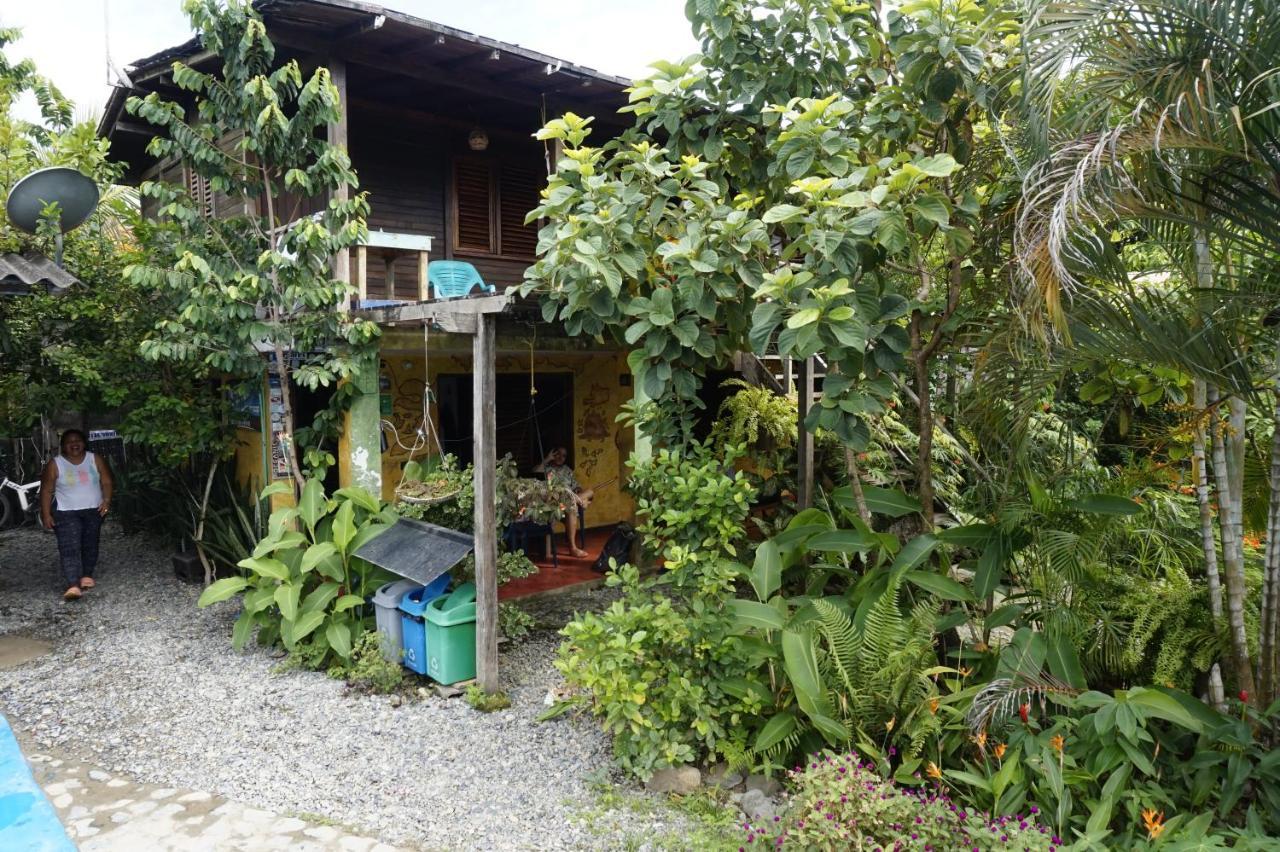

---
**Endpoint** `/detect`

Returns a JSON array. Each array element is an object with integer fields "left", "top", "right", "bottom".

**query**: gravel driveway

[{"left": 0, "top": 524, "right": 689, "bottom": 850}]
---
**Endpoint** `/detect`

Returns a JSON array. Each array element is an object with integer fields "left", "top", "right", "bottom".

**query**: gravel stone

[{"left": 0, "top": 525, "right": 700, "bottom": 849}]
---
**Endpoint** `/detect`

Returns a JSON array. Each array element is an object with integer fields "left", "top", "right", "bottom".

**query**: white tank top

[{"left": 54, "top": 452, "right": 103, "bottom": 511}]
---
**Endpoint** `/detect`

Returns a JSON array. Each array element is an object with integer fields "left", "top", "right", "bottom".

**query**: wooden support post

[
  {"left": 782, "top": 356, "right": 794, "bottom": 396},
  {"left": 473, "top": 313, "right": 498, "bottom": 693},
  {"left": 355, "top": 246, "right": 367, "bottom": 304},
  {"left": 383, "top": 255, "right": 396, "bottom": 301},
  {"left": 797, "top": 356, "right": 814, "bottom": 509},
  {"left": 327, "top": 59, "right": 350, "bottom": 311},
  {"left": 417, "top": 251, "right": 430, "bottom": 302}
]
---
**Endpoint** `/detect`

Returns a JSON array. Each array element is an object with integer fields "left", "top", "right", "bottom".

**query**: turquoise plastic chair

[{"left": 427, "top": 260, "right": 496, "bottom": 299}]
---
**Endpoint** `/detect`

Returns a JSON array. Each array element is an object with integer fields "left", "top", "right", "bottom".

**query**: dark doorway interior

[
  {"left": 437, "top": 372, "right": 574, "bottom": 474},
  {"left": 290, "top": 378, "right": 340, "bottom": 494}
]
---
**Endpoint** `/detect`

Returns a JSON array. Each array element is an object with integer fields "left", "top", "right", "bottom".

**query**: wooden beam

[
  {"left": 797, "top": 356, "right": 815, "bottom": 509},
  {"left": 328, "top": 59, "right": 351, "bottom": 311},
  {"left": 353, "top": 291, "right": 511, "bottom": 330},
  {"left": 355, "top": 245, "right": 367, "bottom": 303},
  {"left": 417, "top": 251, "right": 430, "bottom": 302},
  {"left": 473, "top": 313, "right": 499, "bottom": 693},
  {"left": 270, "top": 26, "right": 552, "bottom": 113}
]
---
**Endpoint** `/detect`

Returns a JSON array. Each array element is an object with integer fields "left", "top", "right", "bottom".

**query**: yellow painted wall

[{"left": 378, "top": 330, "right": 635, "bottom": 526}]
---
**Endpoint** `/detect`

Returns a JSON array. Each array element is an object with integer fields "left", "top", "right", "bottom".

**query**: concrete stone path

[{"left": 23, "top": 746, "right": 414, "bottom": 851}]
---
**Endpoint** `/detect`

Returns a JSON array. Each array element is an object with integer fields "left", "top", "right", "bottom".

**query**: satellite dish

[
  {"left": 6, "top": 167, "right": 100, "bottom": 266},
  {"left": 7, "top": 167, "right": 100, "bottom": 234}
]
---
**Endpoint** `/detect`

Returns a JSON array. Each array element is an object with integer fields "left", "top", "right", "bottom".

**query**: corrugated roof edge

[
  {"left": 98, "top": 0, "right": 634, "bottom": 140},
  {"left": 0, "top": 253, "right": 80, "bottom": 294}
]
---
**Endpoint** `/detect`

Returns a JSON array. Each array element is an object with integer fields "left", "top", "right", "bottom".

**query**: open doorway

[
  {"left": 436, "top": 372, "right": 574, "bottom": 475},
  {"left": 290, "top": 378, "right": 340, "bottom": 494}
]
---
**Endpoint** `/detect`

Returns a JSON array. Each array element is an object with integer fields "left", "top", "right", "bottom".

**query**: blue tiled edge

[{"left": 0, "top": 714, "right": 75, "bottom": 851}]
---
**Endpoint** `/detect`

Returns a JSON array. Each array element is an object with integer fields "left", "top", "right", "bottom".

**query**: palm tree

[{"left": 1016, "top": 0, "right": 1280, "bottom": 706}]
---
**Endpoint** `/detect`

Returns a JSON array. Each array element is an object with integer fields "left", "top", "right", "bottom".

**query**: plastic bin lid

[
  {"left": 441, "top": 582, "right": 476, "bottom": 611},
  {"left": 373, "top": 579, "right": 420, "bottom": 608},
  {"left": 399, "top": 584, "right": 444, "bottom": 617},
  {"left": 425, "top": 585, "right": 477, "bottom": 627}
]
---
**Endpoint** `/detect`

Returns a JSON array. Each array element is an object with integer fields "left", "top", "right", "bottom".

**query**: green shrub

[
  {"left": 499, "top": 602, "right": 536, "bottom": 642},
  {"left": 627, "top": 441, "right": 756, "bottom": 561},
  {"left": 557, "top": 563, "right": 763, "bottom": 779},
  {"left": 332, "top": 631, "right": 404, "bottom": 695},
  {"left": 743, "top": 751, "right": 1054, "bottom": 851},
  {"left": 197, "top": 480, "right": 395, "bottom": 668}
]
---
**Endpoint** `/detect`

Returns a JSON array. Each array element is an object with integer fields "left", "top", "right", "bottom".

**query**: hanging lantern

[{"left": 468, "top": 127, "right": 489, "bottom": 151}]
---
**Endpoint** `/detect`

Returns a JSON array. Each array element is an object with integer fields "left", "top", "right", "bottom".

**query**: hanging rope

[{"left": 392, "top": 319, "right": 461, "bottom": 506}]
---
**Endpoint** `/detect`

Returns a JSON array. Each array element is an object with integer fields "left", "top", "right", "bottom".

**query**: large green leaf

[
  {"left": 1069, "top": 494, "right": 1142, "bottom": 516},
  {"left": 197, "top": 576, "right": 249, "bottom": 607},
  {"left": 231, "top": 611, "right": 255, "bottom": 651},
  {"left": 934, "top": 523, "right": 995, "bottom": 548},
  {"left": 331, "top": 500, "right": 356, "bottom": 556},
  {"left": 888, "top": 534, "right": 937, "bottom": 580},
  {"left": 297, "top": 478, "right": 325, "bottom": 536},
  {"left": 300, "top": 542, "right": 338, "bottom": 574},
  {"left": 999, "top": 628, "right": 1047, "bottom": 679},
  {"left": 904, "top": 570, "right": 974, "bottom": 602},
  {"left": 1046, "top": 633, "right": 1087, "bottom": 688},
  {"left": 727, "top": 598, "right": 786, "bottom": 631},
  {"left": 301, "top": 581, "right": 341, "bottom": 614},
  {"left": 807, "top": 528, "right": 875, "bottom": 553},
  {"left": 333, "top": 594, "right": 365, "bottom": 613},
  {"left": 750, "top": 539, "right": 781, "bottom": 602},
  {"left": 253, "top": 531, "right": 306, "bottom": 558},
  {"left": 237, "top": 556, "right": 289, "bottom": 581},
  {"left": 1125, "top": 687, "right": 1205, "bottom": 733},
  {"left": 274, "top": 583, "right": 301, "bottom": 621},
  {"left": 290, "top": 610, "right": 325, "bottom": 642},
  {"left": 781, "top": 630, "right": 825, "bottom": 716},
  {"left": 754, "top": 711, "right": 798, "bottom": 752},
  {"left": 334, "top": 487, "right": 380, "bottom": 514},
  {"left": 326, "top": 619, "right": 353, "bottom": 659},
  {"left": 862, "top": 486, "right": 921, "bottom": 517}
]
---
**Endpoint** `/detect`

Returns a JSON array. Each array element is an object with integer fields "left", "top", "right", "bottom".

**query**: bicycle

[{"left": 0, "top": 476, "right": 43, "bottom": 529}]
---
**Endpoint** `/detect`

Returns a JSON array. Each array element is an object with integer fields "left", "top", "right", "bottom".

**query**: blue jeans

[{"left": 53, "top": 509, "right": 103, "bottom": 586}]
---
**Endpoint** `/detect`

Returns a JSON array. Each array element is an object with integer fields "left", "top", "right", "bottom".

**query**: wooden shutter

[
  {"left": 453, "top": 159, "right": 494, "bottom": 253},
  {"left": 186, "top": 166, "right": 214, "bottom": 218},
  {"left": 498, "top": 164, "right": 541, "bottom": 259}
]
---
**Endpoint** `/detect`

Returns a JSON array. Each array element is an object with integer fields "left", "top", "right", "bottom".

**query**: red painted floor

[{"left": 499, "top": 527, "right": 613, "bottom": 600}]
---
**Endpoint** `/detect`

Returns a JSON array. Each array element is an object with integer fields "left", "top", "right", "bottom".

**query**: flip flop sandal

[
  {"left": 80, "top": 578, "right": 96, "bottom": 590},
  {"left": 63, "top": 586, "right": 83, "bottom": 601}
]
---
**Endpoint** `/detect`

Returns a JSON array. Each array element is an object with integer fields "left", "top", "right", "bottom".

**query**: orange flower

[
  {"left": 1142, "top": 809, "right": 1166, "bottom": 839},
  {"left": 885, "top": 716, "right": 896, "bottom": 733},
  {"left": 993, "top": 743, "right": 1007, "bottom": 761},
  {"left": 926, "top": 762, "right": 942, "bottom": 780},
  {"left": 1050, "top": 734, "right": 1065, "bottom": 754},
  {"left": 928, "top": 697, "right": 940, "bottom": 715},
  {"left": 958, "top": 666, "right": 973, "bottom": 678},
  {"left": 973, "top": 731, "right": 987, "bottom": 751}
]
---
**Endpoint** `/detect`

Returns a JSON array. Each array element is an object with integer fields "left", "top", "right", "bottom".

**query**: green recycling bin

[{"left": 424, "top": 582, "right": 477, "bottom": 684}]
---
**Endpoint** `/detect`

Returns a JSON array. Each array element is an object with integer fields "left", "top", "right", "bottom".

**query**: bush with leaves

[
  {"left": 330, "top": 631, "right": 403, "bottom": 695},
  {"left": 556, "top": 562, "right": 763, "bottom": 779},
  {"left": 198, "top": 480, "right": 395, "bottom": 667},
  {"left": 742, "top": 750, "right": 1053, "bottom": 851},
  {"left": 627, "top": 441, "right": 756, "bottom": 561}
]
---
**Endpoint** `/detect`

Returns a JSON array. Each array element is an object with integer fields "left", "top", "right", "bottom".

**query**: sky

[{"left": 3, "top": 0, "right": 699, "bottom": 123}]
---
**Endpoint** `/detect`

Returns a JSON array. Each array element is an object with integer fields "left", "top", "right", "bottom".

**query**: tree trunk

[
  {"left": 1259, "top": 336, "right": 1280, "bottom": 704},
  {"left": 1209, "top": 385, "right": 1257, "bottom": 700},
  {"left": 1192, "top": 379, "right": 1226, "bottom": 709},
  {"left": 909, "top": 310, "right": 934, "bottom": 531},
  {"left": 844, "top": 447, "right": 872, "bottom": 524},
  {"left": 271, "top": 341, "right": 307, "bottom": 494}
]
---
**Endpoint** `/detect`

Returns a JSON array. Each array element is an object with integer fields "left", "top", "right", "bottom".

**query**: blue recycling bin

[{"left": 398, "top": 573, "right": 450, "bottom": 675}]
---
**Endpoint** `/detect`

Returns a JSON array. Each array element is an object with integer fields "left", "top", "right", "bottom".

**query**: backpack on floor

[{"left": 592, "top": 522, "right": 636, "bottom": 573}]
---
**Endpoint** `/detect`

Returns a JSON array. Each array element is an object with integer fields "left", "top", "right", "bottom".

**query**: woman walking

[{"left": 39, "top": 430, "right": 113, "bottom": 600}]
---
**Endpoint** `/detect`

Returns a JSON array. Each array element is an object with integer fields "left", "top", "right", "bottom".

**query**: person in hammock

[{"left": 534, "top": 446, "right": 592, "bottom": 559}]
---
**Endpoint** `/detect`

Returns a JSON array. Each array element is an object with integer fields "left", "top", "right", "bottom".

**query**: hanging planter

[{"left": 395, "top": 457, "right": 464, "bottom": 506}]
